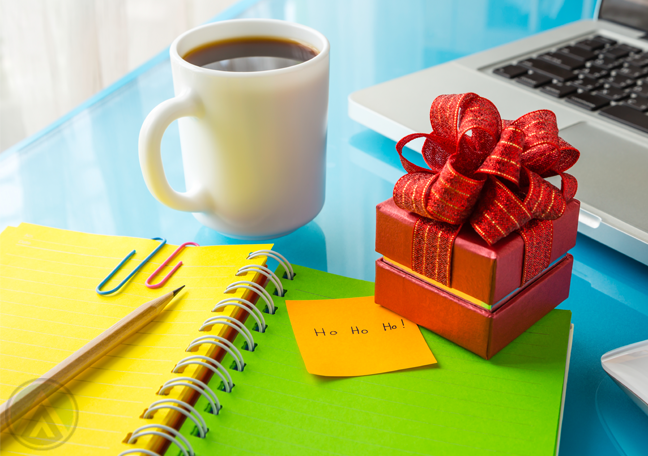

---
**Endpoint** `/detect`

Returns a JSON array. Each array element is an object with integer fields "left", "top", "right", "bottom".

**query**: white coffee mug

[{"left": 139, "top": 19, "right": 329, "bottom": 240}]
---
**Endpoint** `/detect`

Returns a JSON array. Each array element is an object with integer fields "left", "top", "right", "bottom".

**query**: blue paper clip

[{"left": 96, "top": 237, "right": 166, "bottom": 295}]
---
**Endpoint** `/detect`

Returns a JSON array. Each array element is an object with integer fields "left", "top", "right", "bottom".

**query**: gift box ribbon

[{"left": 393, "top": 93, "right": 579, "bottom": 287}]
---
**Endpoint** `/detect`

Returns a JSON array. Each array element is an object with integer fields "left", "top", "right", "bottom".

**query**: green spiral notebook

[{"left": 161, "top": 264, "right": 573, "bottom": 456}]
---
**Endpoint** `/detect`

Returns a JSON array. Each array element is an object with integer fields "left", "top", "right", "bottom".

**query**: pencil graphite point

[{"left": 173, "top": 285, "right": 186, "bottom": 296}]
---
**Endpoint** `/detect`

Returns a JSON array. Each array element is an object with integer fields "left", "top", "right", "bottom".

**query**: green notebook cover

[{"left": 177, "top": 264, "right": 571, "bottom": 456}]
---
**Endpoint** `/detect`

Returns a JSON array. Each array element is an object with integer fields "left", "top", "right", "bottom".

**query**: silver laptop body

[{"left": 349, "top": 0, "right": 648, "bottom": 266}]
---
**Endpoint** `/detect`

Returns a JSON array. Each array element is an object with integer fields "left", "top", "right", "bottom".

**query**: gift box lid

[{"left": 376, "top": 197, "right": 579, "bottom": 305}]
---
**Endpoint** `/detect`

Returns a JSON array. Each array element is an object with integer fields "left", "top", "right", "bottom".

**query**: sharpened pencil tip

[{"left": 173, "top": 285, "right": 186, "bottom": 296}]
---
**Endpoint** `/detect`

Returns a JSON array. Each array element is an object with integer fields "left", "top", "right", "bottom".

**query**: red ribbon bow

[{"left": 393, "top": 93, "right": 579, "bottom": 287}]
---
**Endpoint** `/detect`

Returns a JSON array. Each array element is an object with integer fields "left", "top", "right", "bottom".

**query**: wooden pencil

[{"left": 0, "top": 285, "right": 185, "bottom": 433}]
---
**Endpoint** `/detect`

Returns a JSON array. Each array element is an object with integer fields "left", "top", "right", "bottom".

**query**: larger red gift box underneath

[
  {"left": 375, "top": 254, "right": 573, "bottom": 359},
  {"left": 376, "top": 198, "right": 580, "bottom": 306}
]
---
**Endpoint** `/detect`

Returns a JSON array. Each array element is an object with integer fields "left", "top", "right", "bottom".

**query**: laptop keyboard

[{"left": 493, "top": 35, "right": 648, "bottom": 134}]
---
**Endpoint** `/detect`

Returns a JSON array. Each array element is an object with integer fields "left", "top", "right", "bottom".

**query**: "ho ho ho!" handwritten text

[
  {"left": 286, "top": 296, "right": 436, "bottom": 377},
  {"left": 313, "top": 319, "right": 406, "bottom": 336}
]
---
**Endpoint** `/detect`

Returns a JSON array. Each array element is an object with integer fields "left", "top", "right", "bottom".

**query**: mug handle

[{"left": 138, "top": 90, "right": 209, "bottom": 212}]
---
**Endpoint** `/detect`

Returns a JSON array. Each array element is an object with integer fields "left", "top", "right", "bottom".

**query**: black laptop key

[
  {"left": 516, "top": 72, "right": 552, "bottom": 88},
  {"left": 557, "top": 45, "right": 596, "bottom": 62},
  {"left": 622, "top": 95, "right": 648, "bottom": 112},
  {"left": 616, "top": 64, "right": 648, "bottom": 79},
  {"left": 592, "top": 87, "right": 629, "bottom": 101},
  {"left": 600, "top": 105, "right": 648, "bottom": 133},
  {"left": 539, "top": 52, "right": 584, "bottom": 70},
  {"left": 493, "top": 64, "right": 529, "bottom": 79},
  {"left": 591, "top": 57, "right": 624, "bottom": 70},
  {"left": 578, "top": 66, "right": 608, "bottom": 79},
  {"left": 620, "top": 44, "right": 643, "bottom": 54},
  {"left": 575, "top": 38, "right": 606, "bottom": 52},
  {"left": 571, "top": 75, "right": 601, "bottom": 91},
  {"left": 592, "top": 35, "right": 617, "bottom": 46},
  {"left": 566, "top": 92, "right": 610, "bottom": 111},
  {"left": 603, "top": 45, "right": 631, "bottom": 60},
  {"left": 602, "top": 74, "right": 635, "bottom": 89},
  {"left": 540, "top": 82, "right": 577, "bottom": 98},
  {"left": 631, "top": 84, "right": 648, "bottom": 97},
  {"left": 628, "top": 53, "right": 648, "bottom": 68},
  {"left": 518, "top": 58, "right": 576, "bottom": 82}
]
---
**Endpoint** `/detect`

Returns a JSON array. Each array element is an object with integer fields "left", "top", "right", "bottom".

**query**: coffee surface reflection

[{"left": 183, "top": 36, "right": 318, "bottom": 72}]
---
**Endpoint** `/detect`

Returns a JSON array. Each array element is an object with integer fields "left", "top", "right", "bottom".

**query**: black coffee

[{"left": 182, "top": 36, "right": 318, "bottom": 72}]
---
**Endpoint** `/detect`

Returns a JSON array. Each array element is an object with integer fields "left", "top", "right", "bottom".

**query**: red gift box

[
  {"left": 375, "top": 254, "right": 573, "bottom": 359},
  {"left": 374, "top": 93, "right": 581, "bottom": 356},
  {"left": 376, "top": 197, "right": 580, "bottom": 308},
  {"left": 382, "top": 93, "right": 580, "bottom": 310}
]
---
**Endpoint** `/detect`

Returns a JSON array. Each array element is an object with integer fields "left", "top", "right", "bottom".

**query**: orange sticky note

[{"left": 285, "top": 296, "right": 437, "bottom": 377}]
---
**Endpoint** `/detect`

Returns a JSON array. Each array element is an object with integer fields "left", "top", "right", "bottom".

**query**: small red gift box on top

[
  {"left": 374, "top": 93, "right": 580, "bottom": 359},
  {"left": 376, "top": 197, "right": 579, "bottom": 309}
]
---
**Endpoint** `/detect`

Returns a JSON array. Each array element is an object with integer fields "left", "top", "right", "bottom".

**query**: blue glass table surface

[{"left": 1, "top": 0, "right": 647, "bottom": 454}]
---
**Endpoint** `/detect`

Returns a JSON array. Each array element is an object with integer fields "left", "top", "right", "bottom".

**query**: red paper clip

[{"left": 145, "top": 242, "right": 199, "bottom": 289}]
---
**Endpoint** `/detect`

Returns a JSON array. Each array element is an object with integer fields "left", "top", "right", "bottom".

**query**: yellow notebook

[{"left": 0, "top": 223, "right": 271, "bottom": 455}]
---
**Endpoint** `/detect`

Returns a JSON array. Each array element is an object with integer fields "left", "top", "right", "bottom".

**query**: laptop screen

[{"left": 599, "top": 0, "right": 648, "bottom": 32}]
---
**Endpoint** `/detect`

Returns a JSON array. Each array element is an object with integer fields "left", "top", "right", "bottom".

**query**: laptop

[{"left": 349, "top": 0, "right": 648, "bottom": 266}]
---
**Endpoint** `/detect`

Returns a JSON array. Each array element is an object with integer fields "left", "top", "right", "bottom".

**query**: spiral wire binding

[
  {"left": 122, "top": 423, "right": 194, "bottom": 456},
  {"left": 237, "top": 264, "right": 284, "bottom": 297},
  {"left": 200, "top": 315, "right": 255, "bottom": 350},
  {"left": 225, "top": 280, "right": 275, "bottom": 314},
  {"left": 247, "top": 249, "right": 295, "bottom": 279},
  {"left": 173, "top": 355, "right": 233, "bottom": 392},
  {"left": 143, "top": 398, "right": 208, "bottom": 438},
  {"left": 120, "top": 250, "right": 293, "bottom": 456},
  {"left": 158, "top": 377, "right": 220, "bottom": 415},
  {"left": 185, "top": 335, "right": 245, "bottom": 371},
  {"left": 212, "top": 297, "right": 266, "bottom": 332}
]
